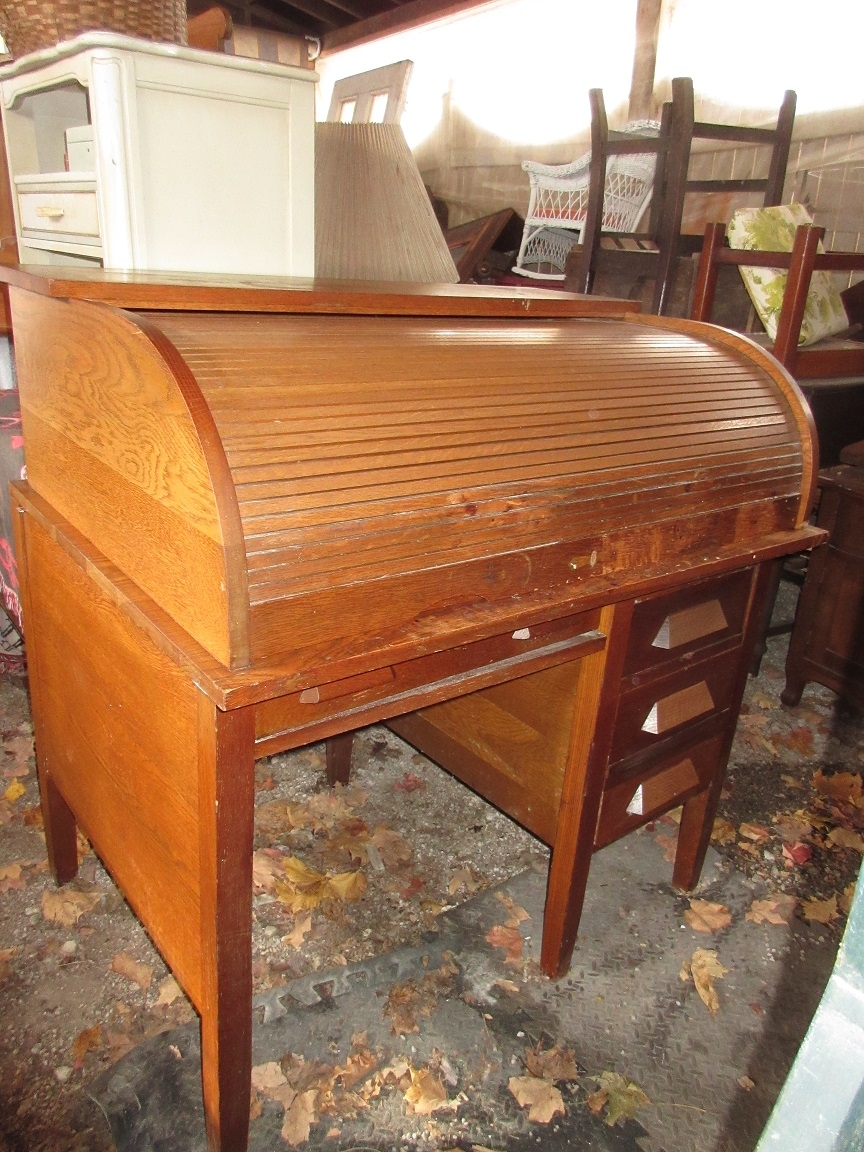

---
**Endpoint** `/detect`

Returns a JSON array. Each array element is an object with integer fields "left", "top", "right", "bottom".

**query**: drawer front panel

[
  {"left": 595, "top": 734, "right": 725, "bottom": 849},
  {"left": 610, "top": 649, "right": 740, "bottom": 764},
  {"left": 623, "top": 568, "right": 753, "bottom": 677},
  {"left": 19, "top": 190, "right": 101, "bottom": 240}
]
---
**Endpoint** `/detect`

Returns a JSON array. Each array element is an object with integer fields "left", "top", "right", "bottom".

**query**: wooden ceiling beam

[{"left": 320, "top": 0, "right": 499, "bottom": 55}]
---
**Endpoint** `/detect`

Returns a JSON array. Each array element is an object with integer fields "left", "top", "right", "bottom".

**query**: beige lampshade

[{"left": 315, "top": 122, "right": 458, "bottom": 283}]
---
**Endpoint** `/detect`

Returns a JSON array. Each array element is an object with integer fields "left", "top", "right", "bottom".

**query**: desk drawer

[
  {"left": 623, "top": 568, "right": 753, "bottom": 678},
  {"left": 609, "top": 648, "right": 740, "bottom": 765},
  {"left": 595, "top": 734, "right": 724, "bottom": 848},
  {"left": 18, "top": 188, "right": 100, "bottom": 242}
]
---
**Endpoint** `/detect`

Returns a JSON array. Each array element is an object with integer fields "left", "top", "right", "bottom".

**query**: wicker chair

[{"left": 513, "top": 95, "right": 661, "bottom": 280}]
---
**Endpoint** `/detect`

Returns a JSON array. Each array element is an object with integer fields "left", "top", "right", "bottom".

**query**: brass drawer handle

[{"left": 35, "top": 206, "right": 66, "bottom": 219}]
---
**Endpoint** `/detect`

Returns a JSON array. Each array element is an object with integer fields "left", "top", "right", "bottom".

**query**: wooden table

[{"left": 2, "top": 266, "right": 822, "bottom": 1152}]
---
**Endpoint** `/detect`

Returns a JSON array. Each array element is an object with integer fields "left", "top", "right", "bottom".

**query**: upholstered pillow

[{"left": 726, "top": 203, "right": 849, "bottom": 346}]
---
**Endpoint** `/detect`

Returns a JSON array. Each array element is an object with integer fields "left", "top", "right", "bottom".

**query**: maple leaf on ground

[
  {"left": 0, "top": 862, "right": 25, "bottom": 893},
  {"left": 739, "top": 822, "right": 770, "bottom": 842},
  {"left": 384, "top": 960, "right": 457, "bottom": 1035},
  {"left": 746, "top": 894, "right": 797, "bottom": 926},
  {"left": 775, "top": 726, "right": 814, "bottom": 755},
  {"left": 448, "top": 867, "right": 481, "bottom": 896},
  {"left": 802, "top": 895, "right": 839, "bottom": 925},
  {"left": 655, "top": 832, "right": 678, "bottom": 863},
  {"left": 782, "top": 841, "right": 812, "bottom": 866},
  {"left": 155, "top": 976, "right": 183, "bottom": 1006},
  {"left": 3, "top": 733, "right": 34, "bottom": 775},
  {"left": 486, "top": 923, "right": 524, "bottom": 965},
  {"left": 684, "top": 899, "right": 732, "bottom": 934},
  {"left": 281, "top": 1089, "right": 317, "bottom": 1145},
  {"left": 524, "top": 1043, "right": 581, "bottom": 1082},
  {"left": 41, "top": 888, "right": 101, "bottom": 926},
  {"left": 495, "top": 891, "right": 530, "bottom": 925},
  {"left": 282, "top": 913, "right": 313, "bottom": 950},
  {"left": 403, "top": 1066, "right": 455, "bottom": 1116},
  {"left": 586, "top": 1070, "right": 650, "bottom": 1127},
  {"left": 255, "top": 801, "right": 293, "bottom": 841},
  {"left": 509, "top": 1075, "right": 565, "bottom": 1123},
  {"left": 394, "top": 772, "right": 426, "bottom": 794},
  {"left": 681, "top": 948, "right": 728, "bottom": 1014},
  {"left": 3, "top": 779, "right": 25, "bottom": 803},
  {"left": 252, "top": 849, "right": 284, "bottom": 893},
  {"left": 828, "top": 827, "right": 864, "bottom": 853},
  {"left": 773, "top": 813, "right": 813, "bottom": 843},
  {"left": 370, "top": 824, "right": 412, "bottom": 870},
  {"left": 276, "top": 856, "right": 365, "bottom": 912},
  {"left": 71, "top": 1025, "right": 103, "bottom": 1064},
  {"left": 110, "top": 952, "right": 154, "bottom": 991},
  {"left": 813, "top": 769, "right": 863, "bottom": 806},
  {"left": 711, "top": 818, "right": 737, "bottom": 845}
]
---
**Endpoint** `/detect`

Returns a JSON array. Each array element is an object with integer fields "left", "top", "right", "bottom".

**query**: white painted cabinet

[{"left": 0, "top": 32, "right": 316, "bottom": 275}]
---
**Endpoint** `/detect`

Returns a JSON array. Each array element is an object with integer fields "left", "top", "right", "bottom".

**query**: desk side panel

[
  {"left": 8, "top": 288, "right": 247, "bottom": 667},
  {"left": 18, "top": 507, "right": 206, "bottom": 1007}
]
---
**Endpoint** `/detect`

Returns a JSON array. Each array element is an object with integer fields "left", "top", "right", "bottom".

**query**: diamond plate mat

[{"left": 92, "top": 833, "right": 837, "bottom": 1151}]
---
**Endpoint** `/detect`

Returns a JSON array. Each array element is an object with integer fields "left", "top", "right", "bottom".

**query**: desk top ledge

[{"left": 0, "top": 266, "right": 642, "bottom": 319}]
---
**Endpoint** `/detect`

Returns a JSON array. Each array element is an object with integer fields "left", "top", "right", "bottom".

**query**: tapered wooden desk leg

[
  {"left": 38, "top": 769, "right": 79, "bottom": 884},
  {"left": 198, "top": 699, "right": 256, "bottom": 1152},
  {"left": 672, "top": 784, "right": 720, "bottom": 891},
  {"left": 325, "top": 732, "right": 354, "bottom": 786},
  {"left": 541, "top": 603, "right": 632, "bottom": 978}
]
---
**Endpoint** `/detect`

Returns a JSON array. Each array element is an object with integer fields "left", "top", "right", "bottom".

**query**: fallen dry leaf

[
  {"left": 155, "top": 976, "right": 183, "bottom": 1006},
  {"left": 802, "top": 895, "right": 839, "bottom": 925},
  {"left": 828, "top": 827, "right": 864, "bottom": 853},
  {"left": 586, "top": 1070, "right": 650, "bottom": 1127},
  {"left": 110, "top": 952, "right": 154, "bottom": 991},
  {"left": 524, "top": 1043, "right": 580, "bottom": 1082},
  {"left": 508, "top": 1075, "right": 565, "bottom": 1123},
  {"left": 281, "top": 1088, "right": 317, "bottom": 1145},
  {"left": 840, "top": 882, "right": 857, "bottom": 915},
  {"left": 252, "top": 1061, "right": 288, "bottom": 1093},
  {"left": 3, "top": 779, "right": 25, "bottom": 803},
  {"left": 494, "top": 978, "right": 521, "bottom": 995},
  {"left": 782, "top": 841, "right": 812, "bottom": 866},
  {"left": 370, "top": 824, "right": 412, "bottom": 870},
  {"left": 655, "top": 833, "right": 678, "bottom": 863},
  {"left": 72, "top": 1025, "right": 103, "bottom": 1063},
  {"left": 682, "top": 948, "right": 728, "bottom": 1014},
  {"left": 773, "top": 813, "right": 813, "bottom": 843},
  {"left": 252, "top": 850, "right": 285, "bottom": 892},
  {"left": 738, "top": 1075, "right": 755, "bottom": 1091},
  {"left": 495, "top": 891, "right": 530, "bottom": 925},
  {"left": 384, "top": 960, "right": 457, "bottom": 1035},
  {"left": 404, "top": 1066, "right": 454, "bottom": 1116},
  {"left": 775, "top": 726, "right": 814, "bottom": 755},
  {"left": 394, "top": 772, "right": 426, "bottom": 794},
  {"left": 739, "top": 822, "right": 770, "bottom": 842},
  {"left": 282, "top": 913, "right": 313, "bottom": 950},
  {"left": 684, "top": 899, "right": 732, "bottom": 934},
  {"left": 813, "top": 769, "right": 863, "bottom": 806},
  {"left": 746, "top": 895, "right": 797, "bottom": 926},
  {"left": 448, "top": 867, "right": 481, "bottom": 896},
  {"left": 41, "top": 888, "right": 100, "bottom": 926},
  {"left": 711, "top": 818, "right": 737, "bottom": 845},
  {"left": 0, "top": 862, "right": 25, "bottom": 893},
  {"left": 276, "top": 856, "right": 366, "bottom": 913},
  {"left": 326, "top": 869, "right": 367, "bottom": 903},
  {"left": 486, "top": 923, "right": 524, "bottom": 965}
]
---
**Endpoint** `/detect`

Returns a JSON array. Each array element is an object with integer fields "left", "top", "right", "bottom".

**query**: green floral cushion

[{"left": 726, "top": 203, "right": 849, "bottom": 347}]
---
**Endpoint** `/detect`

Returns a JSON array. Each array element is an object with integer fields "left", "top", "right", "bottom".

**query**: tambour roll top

[{"left": 7, "top": 276, "right": 816, "bottom": 676}]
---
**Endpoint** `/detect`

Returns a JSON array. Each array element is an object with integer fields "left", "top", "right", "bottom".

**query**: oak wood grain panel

[
  {"left": 8, "top": 289, "right": 249, "bottom": 668},
  {"left": 389, "top": 659, "right": 584, "bottom": 844},
  {"left": 19, "top": 511, "right": 205, "bottom": 1007},
  {"left": 144, "top": 310, "right": 808, "bottom": 668}
]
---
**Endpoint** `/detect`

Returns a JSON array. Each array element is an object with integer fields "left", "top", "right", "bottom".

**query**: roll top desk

[{"left": 2, "top": 267, "right": 822, "bottom": 1152}]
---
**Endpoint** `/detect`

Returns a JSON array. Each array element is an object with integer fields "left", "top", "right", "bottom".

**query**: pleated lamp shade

[{"left": 315, "top": 122, "right": 458, "bottom": 283}]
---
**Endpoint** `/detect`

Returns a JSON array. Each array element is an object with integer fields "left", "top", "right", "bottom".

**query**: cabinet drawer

[
  {"left": 595, "top": 734, "right": 724, "bottom": 849},
  {"left": 609, "top": 649, "right": 740, "bottom": 765},
  {"left": 623, "top": 568, "right": 753, "bottom": 677},
  {"left": 18, "top": 188, "right": 100, "bottom": 242}
]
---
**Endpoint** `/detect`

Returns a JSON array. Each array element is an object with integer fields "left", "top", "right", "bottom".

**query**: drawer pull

[
  {"left": 641, "top": 680, "right": 714, "bottom": 735},
  {"left": 652, "top": 599, "right": 728, "bottom": 650},
  {"left": 35, "top": 206, "right": 66, "bottom": 219},
  {"left": 512, "top": 627, "right": 531, "bottom": 640}
]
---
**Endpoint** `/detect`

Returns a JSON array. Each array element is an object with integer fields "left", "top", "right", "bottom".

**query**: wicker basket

[{"left": 0, "top": 0, "right": 187, "bottom": 59}]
